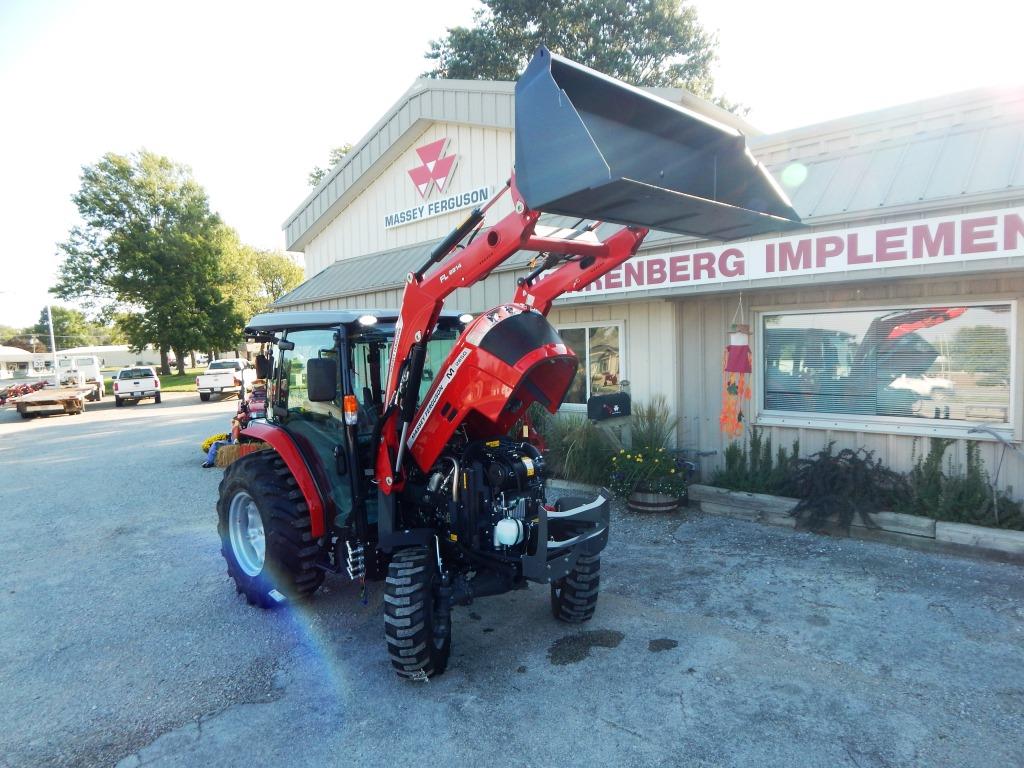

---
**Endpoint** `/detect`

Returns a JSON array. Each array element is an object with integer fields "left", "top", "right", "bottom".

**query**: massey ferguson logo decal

[
  {"left": 407, "top": 348, "right": 471, "bottom": 447},
  {"left": 408, "top": 138, "right": 457, "bottom": 199}
]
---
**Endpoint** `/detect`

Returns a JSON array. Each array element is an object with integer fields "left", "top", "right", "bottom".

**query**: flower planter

[{"left": 627, "top": 490, "right": 682, "bottom": 513}]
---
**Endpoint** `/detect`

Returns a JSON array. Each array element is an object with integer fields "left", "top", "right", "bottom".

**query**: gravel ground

[{"left": 1, "top": 394, "right": 1023, "bottom": 767}]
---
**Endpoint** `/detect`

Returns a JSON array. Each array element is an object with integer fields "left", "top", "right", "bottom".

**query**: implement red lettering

[
  {"left": 876, "top": 227, "right": 907, "bottom": 261},
  {"left": 779, "top": 240, "right": 811, "bottom": 271},
  {"left": 1006, "top": 213, "right": 1024, "bottom": 250},
  {"left": 962, "top": 216, "right": 998, "bottom": 254},
  {"left": 912, "top": 221, "right": 954, "bottom": 259},
  {"left": 815, "top": 236, "right": 843, "bottom": 268}
]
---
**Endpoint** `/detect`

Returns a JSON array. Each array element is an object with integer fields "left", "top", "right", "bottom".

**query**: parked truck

[
  {"left": 112, "top": 366, "right": 162, "bottom": 406},
  {"left": 215, "top": 48, "right": 802, "bottom": 679},
  {"left": 14, "top": 384, "right": 93, "bottom": 418},
  {"left": 57, "top": 354, "right": 105, "bottom": 402},
  {"left": 196, "top": 358, "right": 255, "bottom": 401}
]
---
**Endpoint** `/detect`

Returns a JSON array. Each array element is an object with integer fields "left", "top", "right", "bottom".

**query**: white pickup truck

[
  {"left": 113, "top": 366, "right": 161, "bottom": 406},
  {"left": 195, "top": 358, "right": 255, "bottom": 401}
]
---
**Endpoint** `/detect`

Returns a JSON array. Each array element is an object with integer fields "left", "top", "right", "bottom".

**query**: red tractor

[{"left": 216, "top": 48, "right": 801, "bottom": 678}]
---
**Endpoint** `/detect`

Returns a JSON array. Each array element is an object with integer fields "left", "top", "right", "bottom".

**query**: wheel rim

[{"left": 228, "top": 491, "right": 266, "bottom": 576}]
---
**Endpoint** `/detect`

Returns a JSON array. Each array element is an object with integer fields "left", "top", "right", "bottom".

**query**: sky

[{"left": 0, "top": 0, "right": 1021, "bottom": 330}]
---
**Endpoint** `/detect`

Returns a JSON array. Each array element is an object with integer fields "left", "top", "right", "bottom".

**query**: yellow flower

[
  {"left": 659, "top": 447, "right": 665, "bottom": 452},
  {"left": 619, "top": 449, "right": 625, "bottom": 454},
  {"left": 626, "top": 454, "right": 631, "bottom": 459},
  {"left": 670, "top": 469, "right": 675, "bottom": 474}
]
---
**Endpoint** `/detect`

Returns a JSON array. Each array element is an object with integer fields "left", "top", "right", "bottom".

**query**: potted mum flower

[{"left": 609, "top": 447, "right": 688, "bottom": 512}]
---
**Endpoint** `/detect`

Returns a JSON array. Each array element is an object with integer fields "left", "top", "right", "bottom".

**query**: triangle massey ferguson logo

[{"left": 407, "top": 138, "right": 458, "bottom": 199}]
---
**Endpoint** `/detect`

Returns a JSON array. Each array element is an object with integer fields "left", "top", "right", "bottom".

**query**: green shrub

[
  {"left": 712, "top": 428, "right": 798, "bottom": 495},
  {"left": 789, "top": 443, "right": 910, "bottom": 532},
  {"left": 630, "top": 394, "right": 677, "bottom": 453},
  {"left": 542, "top": 413, "right": 614, "bottom": 486},
  {"left": 898, "top": 438, "right": 1024, "bottom": 530}
]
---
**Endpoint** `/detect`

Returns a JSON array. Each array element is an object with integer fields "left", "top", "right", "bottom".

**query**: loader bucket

[{"left": 514, "top": 47, "right": 802, "bottom": 240}]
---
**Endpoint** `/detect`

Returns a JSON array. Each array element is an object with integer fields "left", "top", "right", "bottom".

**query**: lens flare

[{"left": 780, "top": 162, "right": 808, "bottom": 188}]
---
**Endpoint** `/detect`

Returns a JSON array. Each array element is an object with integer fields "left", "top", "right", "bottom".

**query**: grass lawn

[{"left": 159, "top": 368, "right": 206, "bottom": 392}]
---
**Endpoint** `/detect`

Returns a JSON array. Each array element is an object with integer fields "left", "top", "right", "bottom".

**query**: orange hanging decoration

[{"left": 720, "top": 295, "right": 752, "bottom": 438}]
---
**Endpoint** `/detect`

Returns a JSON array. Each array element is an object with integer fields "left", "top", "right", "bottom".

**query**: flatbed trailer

[{"left": 13, "top": 385, "right": 93, "bottom": 418}]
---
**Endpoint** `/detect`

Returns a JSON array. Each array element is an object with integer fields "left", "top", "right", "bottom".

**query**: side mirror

[
  {"left": 255, "top": 354, "right": 273, "bottom": 379},
  {"left": 306, "top": 358, "right": 337, "bottom": 402}
]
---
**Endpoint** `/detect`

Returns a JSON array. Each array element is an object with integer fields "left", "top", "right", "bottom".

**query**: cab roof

[{"left": 244, "top": 309, "right": 467, "bottom": 338}]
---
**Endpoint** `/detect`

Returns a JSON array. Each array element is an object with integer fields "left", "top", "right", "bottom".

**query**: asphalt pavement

[{"left": 1, "top": 392, "right": 1023, "bottom": 768}]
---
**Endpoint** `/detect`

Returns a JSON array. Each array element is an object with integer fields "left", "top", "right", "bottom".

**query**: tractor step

[{"left": 345, "top": 540, "right": 366, "bottom": 581}]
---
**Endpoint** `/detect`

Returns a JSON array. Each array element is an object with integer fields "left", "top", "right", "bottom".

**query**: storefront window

[
  {"left": 761, "top": 304, "right": 1013, "bottom": 424},
  {"left": 559, "top": 324, "right": 622, "bottom": 406}
]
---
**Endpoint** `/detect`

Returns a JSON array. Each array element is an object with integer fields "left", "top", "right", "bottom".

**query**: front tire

[
  {"left": 217, "top": 451, "right": 325, "bottom": 608},
  {"left": 385, "top": 547, "right": 451, "bottom": 679},
  {"left": 551, "top": 554, "right": 601, "bottom": 623}
]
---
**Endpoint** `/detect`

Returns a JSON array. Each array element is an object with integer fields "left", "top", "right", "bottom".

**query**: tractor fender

[{"left": 240, "top": 422, "right": 328, "bottom": 538}]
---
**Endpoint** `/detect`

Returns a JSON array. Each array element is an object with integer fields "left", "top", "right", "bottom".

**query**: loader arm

[
  {"left": 513, "top": 224, "right": 649, "bottom": 316},
  {"left": 374, "top": 181, "right": 658, "bottom": 492},
  {"left": 376, "top": 178, "right": 541, "bottom": 490}
]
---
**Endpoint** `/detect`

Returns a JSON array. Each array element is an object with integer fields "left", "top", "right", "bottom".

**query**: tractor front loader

[{"left": 216, "top": 47, "right": 801, "bottom": 678}]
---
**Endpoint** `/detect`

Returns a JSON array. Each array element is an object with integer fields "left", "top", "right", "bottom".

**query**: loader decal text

[{"left": 407, "top": 347, "right": 472, "bottom": 447}]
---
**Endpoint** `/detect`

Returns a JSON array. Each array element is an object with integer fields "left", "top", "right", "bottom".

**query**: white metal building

[{"left": 276, "top": 77, "right": 1024, "bottom": 491}]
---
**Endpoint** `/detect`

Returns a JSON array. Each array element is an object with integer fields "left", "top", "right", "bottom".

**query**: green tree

[
  {"left": 0, "top": 325, "right": 22, "bottom": 346},
  {"left": 218, "top": 234, "right": 305, "bottom": 324},
  {"left": 252, "top": 249, "right": 304, "bottom": 305},
  {"left": 32, "top": 305, "right": 94, "bottom": 350},
  {"left": 308, "top": 144, "right": 353, "bottom": 187},
  {"left": 424, "top": 0, "right": 740, "bottom": 109},
  {"left": 53, "top": 150, "right": 243, "bottom": 375}
]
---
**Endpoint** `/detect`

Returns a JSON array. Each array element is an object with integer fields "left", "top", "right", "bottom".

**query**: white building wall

[
  {"left": 548, "top": 299, "right": 679, "bottom": 417},
  {"left": 303, "top": 121, "right": 515, "bottom": 277}
]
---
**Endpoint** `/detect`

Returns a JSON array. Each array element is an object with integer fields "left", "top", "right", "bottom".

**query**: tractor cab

[{"left": 242, "top": 309, "right": 466, "bottom": 542}]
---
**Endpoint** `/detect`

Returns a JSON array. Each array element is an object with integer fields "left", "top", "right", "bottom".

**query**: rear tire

[
  {"left": 200, "top": 392, "right": 210, "bottom": 402},
  {"left": 385, "top": 547, "right": 451, "bottom": 679},
  {"left": 154, "top": 393, "right": 162, "bottom": 404},
  {"left": 217, "top": 451, "right": 325, "bottom": 608},
  {"left": 115, "top": 397, "right": 123, "bottom": 408},
  {"left": 551, "top": 554, "right": 601, "bottom": 623}
]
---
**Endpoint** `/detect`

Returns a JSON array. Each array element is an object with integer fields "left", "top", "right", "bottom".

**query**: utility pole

[{"left": 46, "top": 304, "right": 59, "bottom": 384}]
